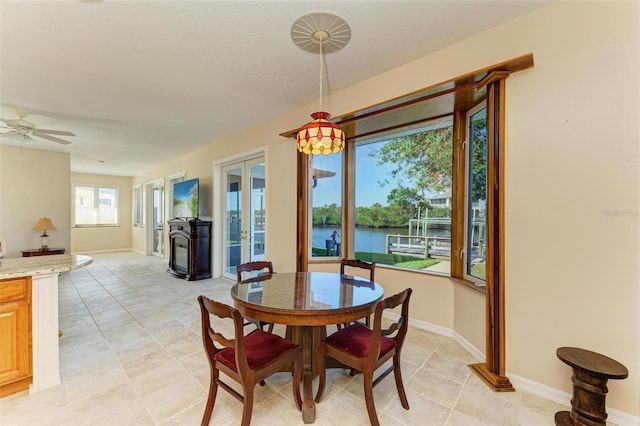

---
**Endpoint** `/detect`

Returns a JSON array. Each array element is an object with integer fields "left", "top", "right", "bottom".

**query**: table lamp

[{"left": 32, "top": 217, "right": 57, "bottom": 250}]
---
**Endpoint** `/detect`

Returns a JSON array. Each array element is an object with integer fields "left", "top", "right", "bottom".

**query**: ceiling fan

[{"left": 0, "top": 110, "right": 75, "bottom": 145}]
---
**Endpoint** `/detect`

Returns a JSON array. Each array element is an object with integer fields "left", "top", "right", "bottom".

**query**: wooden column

[
  {"left": 469, "top": 73, "right": 514, "bottom": 392},
  {"left": 296, "top": 151, "right": 309, "bottom": 272}
]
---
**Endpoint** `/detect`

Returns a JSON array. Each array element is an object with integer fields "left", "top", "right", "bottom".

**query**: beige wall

[
  {"left": 131, "top": 1, "right": 638, "bottom": 415},
  {"left": 0, "top": 146, "right": 71, "bottom": 257},
  {"left": 70, "top": 173, "right": 132, "bottom": 253},
  {"left": 498, "top": 2, "right": 638, "bottom": 414}
]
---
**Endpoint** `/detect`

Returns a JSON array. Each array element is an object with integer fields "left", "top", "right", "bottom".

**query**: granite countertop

[{"left": 0, "top": 254, "right": 92, "bottom": 280}]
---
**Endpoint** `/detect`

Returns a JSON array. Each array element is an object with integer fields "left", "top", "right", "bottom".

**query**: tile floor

[{"left": 1, "top": 251, "right": 568, "bottom": 425}]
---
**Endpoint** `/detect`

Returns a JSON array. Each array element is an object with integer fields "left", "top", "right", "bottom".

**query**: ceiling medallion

[{"left": 291, "top": 13, "right": 351, "bottom": 155}]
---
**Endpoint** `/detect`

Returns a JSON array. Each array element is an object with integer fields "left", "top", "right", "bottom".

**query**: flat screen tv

[{"left": 173, "top": 178, "right": 199, "bottom": 218}]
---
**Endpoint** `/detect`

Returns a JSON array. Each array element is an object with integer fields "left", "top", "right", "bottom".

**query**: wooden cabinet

[
  {"left": 0, "top": 276, "right": 32, "bottom": 397},
  {"left": 21, "top": 248, "right": 65, "bottom": 257},
  {"left": 167, "top": 218, "right": 212, "bottom": 281}
]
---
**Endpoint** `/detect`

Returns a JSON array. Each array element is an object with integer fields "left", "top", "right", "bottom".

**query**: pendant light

[{"left": 291, "top": 13, "right": 351, "bottom": 155}]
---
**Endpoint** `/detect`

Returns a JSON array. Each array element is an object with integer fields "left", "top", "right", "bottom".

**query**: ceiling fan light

[{"left": 296, "top": 111, "right": 344, "bottom": 155}]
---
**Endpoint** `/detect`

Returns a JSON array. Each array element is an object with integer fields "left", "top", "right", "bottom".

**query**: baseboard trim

[
  {"left": 390, "top": 315, "right": 638, "bottom": 425},
  {"left": 71, "top": 248, "right": 138, "bottom": 255},
  {"left": 451, "top": 330, "right": 485, "bottom": 362}
]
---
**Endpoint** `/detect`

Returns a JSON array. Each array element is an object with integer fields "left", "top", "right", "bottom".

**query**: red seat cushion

[
  {"left": 215, "top": 330, "right": 297, "bottom": 371},
  {"left": 324, "top": 322, "right": 396, "bottom": 358}
]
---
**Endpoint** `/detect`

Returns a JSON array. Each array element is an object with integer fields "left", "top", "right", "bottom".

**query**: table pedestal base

[
  {"left": 290, "top": 325, "right": 323, "bottom": 424},
  {"left": 555, "top": 347, "right": 628, "bottom": 426}
]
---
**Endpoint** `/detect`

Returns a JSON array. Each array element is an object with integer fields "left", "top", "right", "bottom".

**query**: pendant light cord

[{"left": 318, "top": 38, "right": 324, "bottom": 112}]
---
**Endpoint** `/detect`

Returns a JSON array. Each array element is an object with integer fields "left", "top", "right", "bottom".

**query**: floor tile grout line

[{"left": 80, "top": 266, "right": 211, "bottom": 425}]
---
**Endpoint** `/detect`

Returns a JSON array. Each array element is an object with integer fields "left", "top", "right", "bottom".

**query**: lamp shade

[
  {"left": 296, "top": 111, "right": 345, "bottom": 155},
  {"left": 32, "top": 217, "right": 57, "bottom": 232}
]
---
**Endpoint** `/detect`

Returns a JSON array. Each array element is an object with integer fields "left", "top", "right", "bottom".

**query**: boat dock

[
  {"left": 384, "top": 216, "right": 485, "bottom": 260},
  {"left": 385, "top": 234, "right": 451, "bottom": 259}
]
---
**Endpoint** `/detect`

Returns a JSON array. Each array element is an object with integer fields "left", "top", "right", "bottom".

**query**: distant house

[{"left": 427, "top": 192, "right": 451, "bottom": 208}]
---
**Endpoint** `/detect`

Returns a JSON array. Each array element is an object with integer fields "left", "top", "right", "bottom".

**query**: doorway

[
  {"left": 222, "top": 157, "right": 266, "bottom": 278},
  {"left": 147, "top": 180, "right": 164, "bottom": 257}
]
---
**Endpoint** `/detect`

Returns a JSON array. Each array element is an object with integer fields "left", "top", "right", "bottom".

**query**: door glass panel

[
  {"left": 249, "top": 162, "right": 265, "bottom": 261},
  {"left": 152, "top": 186, "right": 164, "bottom": 256},
  {"left": 224, "top": 167, "right": 242, "bottom": 276},
  {"left": 223, "top": 158, "right": 266, "bottom": 278}
]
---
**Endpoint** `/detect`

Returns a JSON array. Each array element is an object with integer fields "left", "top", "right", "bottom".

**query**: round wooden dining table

[{"left": 231, "top": 271, "right": 384, "bottom": 424}]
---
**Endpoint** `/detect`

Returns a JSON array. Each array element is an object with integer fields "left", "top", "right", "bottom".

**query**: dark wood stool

[{"left": 555, "top": 347, "right": 628, "bottom": 426}]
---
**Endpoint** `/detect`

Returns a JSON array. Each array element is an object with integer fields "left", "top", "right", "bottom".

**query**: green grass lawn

[
  {"left": 311, "top": 248, "right": 442, "bottom": 269},
  {"left": 470, "top": 263, "right": 486, "bottom": 279}
]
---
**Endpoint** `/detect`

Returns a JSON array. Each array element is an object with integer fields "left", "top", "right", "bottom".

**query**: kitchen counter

[
  {"left": 0, "top": 254, "right": 92, "bottom": 279},
  {"left": 0, "top": 253, "right": 92, "bottom": 395}
]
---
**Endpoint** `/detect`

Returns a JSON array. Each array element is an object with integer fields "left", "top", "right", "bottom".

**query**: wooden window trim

[{"left": 289, "top": 54, "right": 533, "bottom": 393}]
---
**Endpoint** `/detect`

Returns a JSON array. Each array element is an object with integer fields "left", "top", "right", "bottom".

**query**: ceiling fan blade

[
  {"left": 0, "top": 130, "right": 17, "bottom": 137},
  {"left": 32, "top": 133, "right": 72, "bottom": 145},
  {"left": 33, "top": 129, "right": 76, "bottom": 137},
  {"left": 0, "top": 118, "right": 14, "bottom": 126}
]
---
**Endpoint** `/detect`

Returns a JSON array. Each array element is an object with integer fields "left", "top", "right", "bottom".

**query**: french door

[
  {"left": 147, "top": 181, "right": 164, "bottom": 257},
  {"left": 222, "top": 157, "right": 266, "bottom": 278}
]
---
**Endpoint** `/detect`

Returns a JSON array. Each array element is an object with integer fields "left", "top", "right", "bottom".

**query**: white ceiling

[{"left": 0, "top": 0, "right": 551, "bottom": 176}]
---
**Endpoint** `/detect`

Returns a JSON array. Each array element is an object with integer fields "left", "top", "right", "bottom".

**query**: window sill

[
  {"left": 449, "top": 276, "right": 486, "bottom": 294},
  {"left": 307, "top": 258, "right": 465, "bottom": 280}
]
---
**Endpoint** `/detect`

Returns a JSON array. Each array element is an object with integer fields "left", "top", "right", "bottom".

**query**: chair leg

[
  {"left": 240, "top": 382, "right": 255, "bottom": 426},
  {"left": 267, "top": 322, "right": 275, "bottom": 333},
  {"left": 392, "top": 355, "right": 409, "bottom": 409},
  {"left": 314, "top": 344, "right": 327, "bottom": 403},
  {"left": 362, "top": 369, "right": 380, "bottom": 426},
  {"left": 201, "top": 370, "right": 219, "bottom": 426}
]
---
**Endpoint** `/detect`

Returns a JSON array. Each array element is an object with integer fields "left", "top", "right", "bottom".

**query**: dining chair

[
  {"left": 340, "top": 258, "right": 376, "bottom": 327},
  {"left": 315, "top": 288, "right": 412, "bottom": 426},
  {"left": 340, "top": 258, "right": 375, "bottom": 281},
  {"left": 236, "top": 261, "right": 275, "bottom": 333},
  {"left": 198, "top": 295, "right": 302, "bottom": 426},
  {"left": 237, "top": 261, "right": 274, "bottom": 281}
]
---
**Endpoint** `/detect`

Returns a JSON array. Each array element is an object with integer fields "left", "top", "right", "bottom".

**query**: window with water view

[
  {"left": 310, "top": 152, "right": 343, "bottom": 258},
  {"left": 308, "top": 109, "right": 488, "bottom": 284},
  {"left": 352, "top": 120, "right": 453, "bottom": 272}
]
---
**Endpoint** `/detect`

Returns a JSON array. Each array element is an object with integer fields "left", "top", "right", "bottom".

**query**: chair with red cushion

[
  {"left": 237, "top": 261, "right": 274, "bottom": 281},
  {"left": 198, "top": 295, "right": 302, "bottom": 426},
  {"left": 340, "top": 258, "right": 375, "bottom": 282},
  {"left": 236, "top": 261, "right": 275, "bottom": 333},
  {"left": 315, "top": 288, "right": 412, "bottom": 426}
]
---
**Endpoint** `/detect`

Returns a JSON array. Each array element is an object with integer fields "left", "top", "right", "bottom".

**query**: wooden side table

[
  {"left": 21, "top": 248, "right": 65, "bottom": 257},
  {"left": 555, "top": 347, "right": 628, "bottom": 426}
]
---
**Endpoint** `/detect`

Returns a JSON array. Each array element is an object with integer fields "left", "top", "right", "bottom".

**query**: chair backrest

[
  {"left": 236, "top": 261, "right": 274, "bottom": 282},
  {"left": 340, "top": 258, "right": 375, "bottom": 281},
  {"left": 198, "top": 295, "right": 250, "bottom": 373},
  {"left": 367, "top": 288, "right": 412, "bottom": 362}
]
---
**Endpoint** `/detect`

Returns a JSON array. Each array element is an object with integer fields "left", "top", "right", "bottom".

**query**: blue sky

[{"left": 312, "top": 142, "right": 405, "bottom": 208}]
